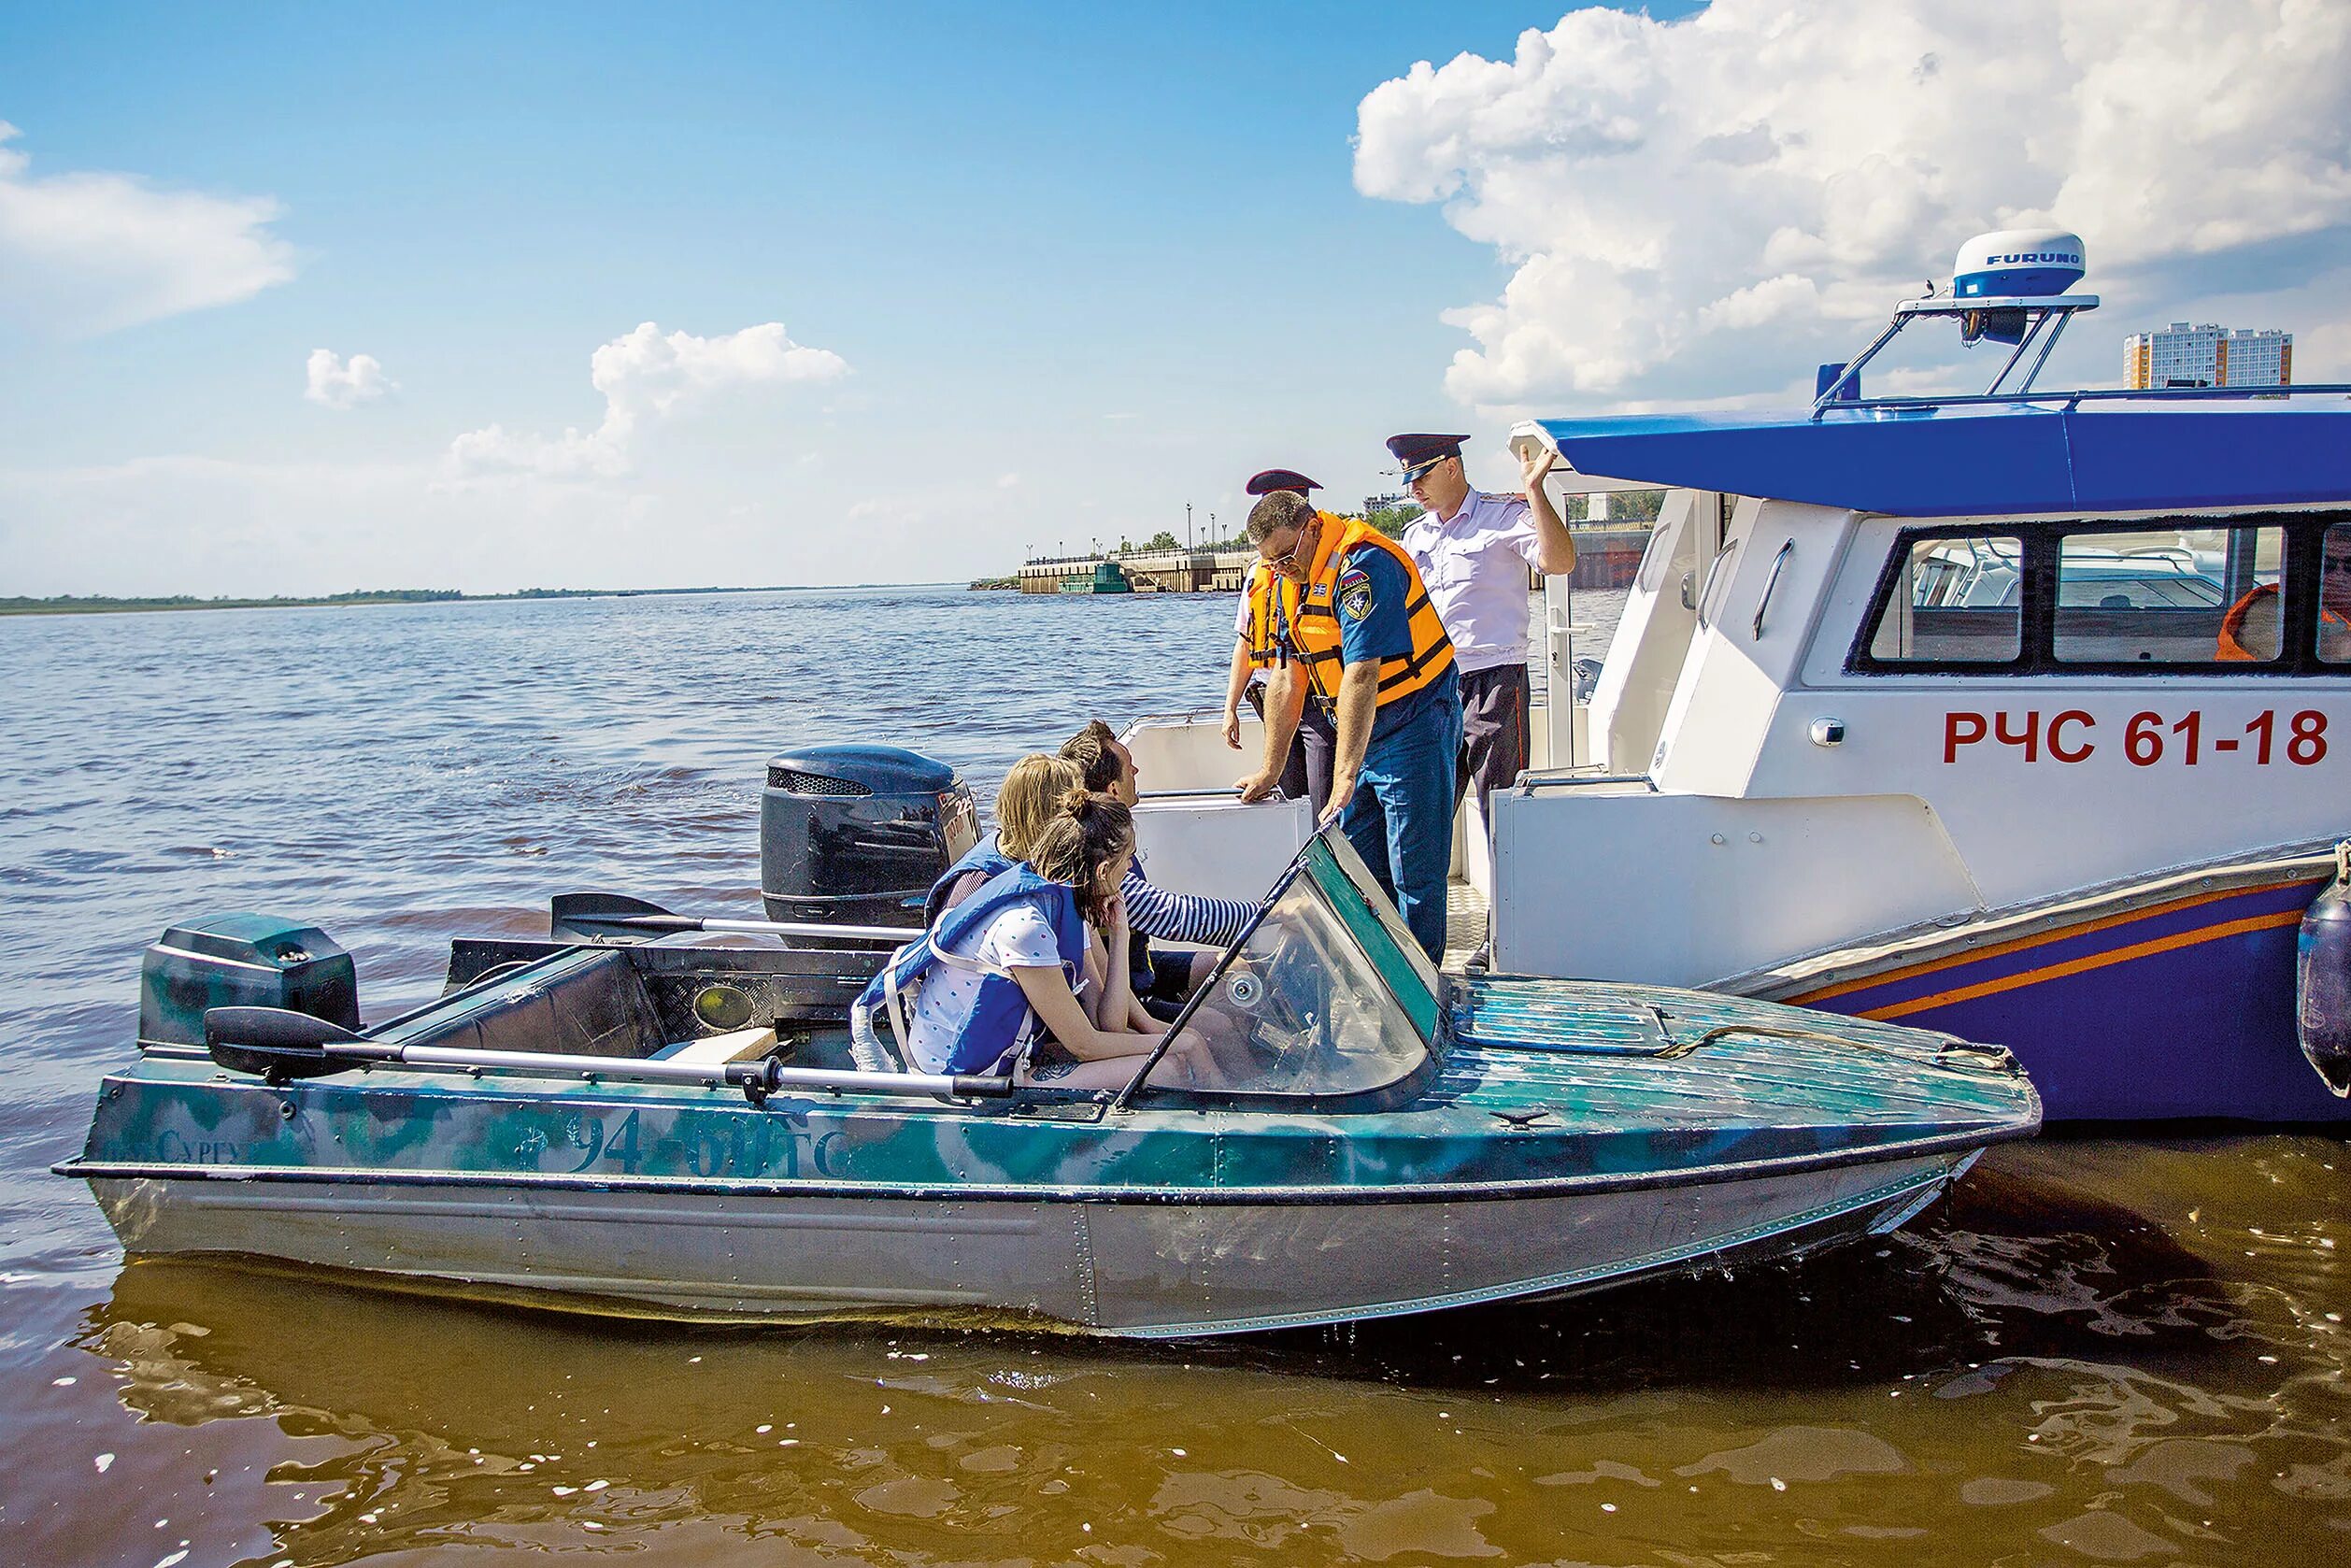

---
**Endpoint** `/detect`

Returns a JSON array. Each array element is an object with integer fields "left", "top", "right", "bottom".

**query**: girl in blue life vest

[
  {"left": 872, "top": 791, "right": 1221, "bottom": 1090},
  {"left": 922, "top": 754, "right": 1080, "bottom": 927}
]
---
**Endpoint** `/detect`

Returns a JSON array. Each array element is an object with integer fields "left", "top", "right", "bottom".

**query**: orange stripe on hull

[
  {"left": 1858, "top": 908, "right": 2304, "bottom": 1023},
  {"left": 1791, "top": 883, "right": 2256, "bottom": 1006}
]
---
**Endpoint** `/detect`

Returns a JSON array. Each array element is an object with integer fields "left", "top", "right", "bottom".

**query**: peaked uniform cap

[
  {"left": 1245, "top": 468, "right": 1321, "bottom": 496},
  {"left": 1385, "top": 433, "right": 1470, "bottom": 470}
]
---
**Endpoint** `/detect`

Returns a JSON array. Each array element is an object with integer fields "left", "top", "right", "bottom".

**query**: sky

[{"left": 2, "top": 1, "right": 2346, "bottom": 597}]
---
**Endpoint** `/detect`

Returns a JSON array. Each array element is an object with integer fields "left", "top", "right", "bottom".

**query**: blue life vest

[
  {"left": 859, "top": 863, "right": 1089, "bottom": 1075},
  {"left": 922, "top": 832, "right": 1020, "bottom": 929}
]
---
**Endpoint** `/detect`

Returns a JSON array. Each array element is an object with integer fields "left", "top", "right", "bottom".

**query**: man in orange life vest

[
  {"left": 1220, "top": 468, "right": 1336, "bottom": 814},
  {"left": 2216, "top": 525, "right": 2351, "bottom": 661},
  {"left": 1235, "top": 490, "right": 1462, "bottom": 961}
]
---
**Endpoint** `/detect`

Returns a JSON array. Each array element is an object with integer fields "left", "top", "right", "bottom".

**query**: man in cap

[
  {"left": 1387, "top": 433, "right": 1576, "bottom": 820},
  {"left": 1221, "top": 468, "right": 1335, "bottom": 812},
  {"left": 1235, "top": 489, "right": 1462, "bottom": 962}
]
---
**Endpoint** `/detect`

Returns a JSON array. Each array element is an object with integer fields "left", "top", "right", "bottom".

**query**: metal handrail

[
  {"left": 1751, "top": 539, "right": 1794, "bottom": 639},
  {"left": 1823, "top": 382, "right": 2351, "bottom": 415}
]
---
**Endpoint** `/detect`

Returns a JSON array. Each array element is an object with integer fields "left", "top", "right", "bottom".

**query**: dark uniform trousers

[
  {"left": 1245, "top": 683, "right": 1337, "bottom": 817},
  {"left": 1453, "top": 663, "right": 1531, "bottom": 819}
]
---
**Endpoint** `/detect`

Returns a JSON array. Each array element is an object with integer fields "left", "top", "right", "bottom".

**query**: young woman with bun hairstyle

[
  {"left": 1012, "top": 791, "right": 1225, "bottom": 1088},
  {"left": 863, "top": 789, "right": 1224, "bottom": 1090}
]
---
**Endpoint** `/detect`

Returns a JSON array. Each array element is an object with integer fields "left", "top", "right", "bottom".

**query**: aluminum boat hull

[
  {"left": 85, "top": 1153, "right": 1971, "bottom": 1336},
  {"left": 64, "top": 966, "right": 2036, "bottom": 1336}
]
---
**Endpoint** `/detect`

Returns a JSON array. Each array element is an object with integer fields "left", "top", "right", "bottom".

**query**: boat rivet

[
  {"left": 1710, "top": 834, "right": 1726, "bottom": 846},
  {"left": 1748, "top": 833, "right": 1762, "bottom": 844},
  {"left": 280, "top": 1101, "right": 297, "bottom": 1121}
]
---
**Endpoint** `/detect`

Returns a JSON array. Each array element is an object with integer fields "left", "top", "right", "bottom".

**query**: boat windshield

[{"left": 1154, "top": 833, "right": 1438, "bottom": 1100}]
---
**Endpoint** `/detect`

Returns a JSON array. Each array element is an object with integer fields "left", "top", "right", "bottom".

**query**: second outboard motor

[
  {"left": 2298, "top": 842, "right": 2351, "bottom": 1097},
  {"left": 760, "top": 743, "right": 976, "bottom": 928},
  {"left": 137, "top": 914, "right": 359, "bottom": 1047}
]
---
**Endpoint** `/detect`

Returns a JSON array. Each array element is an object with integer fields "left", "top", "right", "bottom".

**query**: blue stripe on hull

[{"left": 1810, "top": 919, "right": 2347, "bottom": 1123}]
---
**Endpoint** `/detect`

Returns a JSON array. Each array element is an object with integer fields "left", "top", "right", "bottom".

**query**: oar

[
  {"left": 202, "top": 1005, "right": 1009, "bottom": 1101},
  {"left": 549, "top": 891, "right": 913, "bottom": 946}
]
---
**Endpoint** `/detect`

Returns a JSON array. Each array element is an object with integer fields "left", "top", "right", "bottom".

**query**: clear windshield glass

[{"left": 1157, "top": 836, "right": 1432, "bottom": 1099}]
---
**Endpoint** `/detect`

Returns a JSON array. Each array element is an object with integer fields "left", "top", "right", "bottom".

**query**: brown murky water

[{"left": 4, "top": 590, "right": 2344, "bottom": 1565}]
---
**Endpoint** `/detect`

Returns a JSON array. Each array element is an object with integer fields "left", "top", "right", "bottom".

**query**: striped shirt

[{"left": 1121, "top": 851, "right": 1255, "bottom": 948}]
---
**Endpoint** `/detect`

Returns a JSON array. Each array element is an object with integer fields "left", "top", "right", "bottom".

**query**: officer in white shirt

[{"left": 1387, "top": 433, "right": 1577, "bottom": 815}]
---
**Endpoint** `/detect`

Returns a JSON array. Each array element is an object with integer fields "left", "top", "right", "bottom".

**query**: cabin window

[
  {"left": 1866, "top": 533, "right": 2023, "bottom": 663},
  {"left": 2324, "top": 522, "right": 2351, "bottom": 663},
  {"left": 1852, "top": 512, "right": 2351, "bottom": 676},
  {"left": 2052, "top": 524, "right": 2276, "bottom": 664}
]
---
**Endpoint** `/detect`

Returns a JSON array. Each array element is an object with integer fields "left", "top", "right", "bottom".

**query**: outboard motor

[
  {"left": 2298, "top": 842, "right": 2351, "bottom": 1097},
  {"left": 760, "top": 743, "right": 976, "bottom": 928},
  {"left": 137, "top": 914, "right": 360, "bottom": 1047}
]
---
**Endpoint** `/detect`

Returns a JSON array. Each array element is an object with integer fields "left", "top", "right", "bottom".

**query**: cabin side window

[
  {"left": 1852, "top": 512, "right": 2351, "bottom": 676},
  {"left": 1866, "top": 534, "right": 2023, "bottom": 663},
  {"left": 2053, "top": 523, "right": 2277, "bottom": 664},
  {"left": 2325, "top": 522, "right": 2351, "bottom": 664}
]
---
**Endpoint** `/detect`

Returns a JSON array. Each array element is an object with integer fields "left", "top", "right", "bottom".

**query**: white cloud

[
  {"left": 0, "top": 121, "right": 295, "bottom": 334},
  {"left": 450, "top": 320, "right": 849, "bottom": 478},
  {"left": 305, "top": 349, "right": 395, "bottom": 409},
  {"left": 1354, "top": 0, "right": 2351, "bottom": 409}
]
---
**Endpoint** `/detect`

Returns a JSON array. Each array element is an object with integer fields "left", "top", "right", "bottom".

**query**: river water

[{"left": 1, "top": 586, "right": 2343, "bottom": 1567}]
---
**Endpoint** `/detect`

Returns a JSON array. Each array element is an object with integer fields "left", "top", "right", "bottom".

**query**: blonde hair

[{"left": 994, "top": 755, "right": 1082, "bottom": 859}]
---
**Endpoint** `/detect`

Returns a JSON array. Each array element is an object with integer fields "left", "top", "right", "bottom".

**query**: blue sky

[{"left": 3, "top": 1, "right": 2342, "bottom": 594}]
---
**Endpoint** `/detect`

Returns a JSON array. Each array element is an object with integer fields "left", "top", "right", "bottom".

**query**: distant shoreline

[{"left": 0, "top": 583, "right": 956, "bottom": 618}]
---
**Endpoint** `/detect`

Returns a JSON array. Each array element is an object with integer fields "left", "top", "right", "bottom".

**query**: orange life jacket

[
  {"left": 2217, "top": 582, "right": 2351, "bottom": 661},
  {"left": 1271, "top": 513, "right": 1455, "bottom": 706},
  {"left": 1241, "top": 561, "right": 1280, "bottom": 668}
]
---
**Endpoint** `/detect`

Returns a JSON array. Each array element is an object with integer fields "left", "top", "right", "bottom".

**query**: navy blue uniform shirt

[{"left": 1275, "top": 542, "right": 1451, "bottom": 746}]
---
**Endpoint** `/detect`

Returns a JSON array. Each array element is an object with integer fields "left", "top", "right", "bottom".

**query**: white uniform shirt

[
  {"left": 905, "top": 904, "right": 1070, "bottom": 1075},
  {"left": 1399, "top": 489, "right": 1543, "bottom": 676},
  {"left": 1234, "top": 569, "right": 1272, "bottom": 684}
]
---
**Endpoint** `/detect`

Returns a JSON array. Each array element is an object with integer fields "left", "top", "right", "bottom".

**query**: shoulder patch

[{"left": 1336, "top": 564, "right": 1374, "bottom": 621}]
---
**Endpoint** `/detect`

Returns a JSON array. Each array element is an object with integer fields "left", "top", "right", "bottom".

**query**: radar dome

[{"left": 1953, "top": 229, "right": 2085, "bottom": 299}]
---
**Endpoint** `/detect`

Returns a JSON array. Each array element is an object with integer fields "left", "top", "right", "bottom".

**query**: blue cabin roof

[{"left": 1536, "top": 395, "right": 2351, "bottom": 517}]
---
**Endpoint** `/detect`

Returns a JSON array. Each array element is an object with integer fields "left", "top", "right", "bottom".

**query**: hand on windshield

[
  {"left": 1235, "top": 767, "right": 1279, "bottom": 803},
  {"left": 1322, "top": 772, "right": 1357, "bottom": 822}
]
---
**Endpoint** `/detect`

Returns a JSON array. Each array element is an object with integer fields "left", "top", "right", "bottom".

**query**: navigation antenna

[{"left": 1814, "top": 228, "right": 2097, "bottom": 417}]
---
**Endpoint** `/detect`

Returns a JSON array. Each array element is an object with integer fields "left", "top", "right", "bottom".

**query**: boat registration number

[{"left": 1944, "top": 708, "right": 2330, "bottom": 766}]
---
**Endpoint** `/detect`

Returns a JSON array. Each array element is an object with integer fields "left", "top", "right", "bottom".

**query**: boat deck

[{"left": 1443, "top": 877, "right": 1490, "bottom": 974}]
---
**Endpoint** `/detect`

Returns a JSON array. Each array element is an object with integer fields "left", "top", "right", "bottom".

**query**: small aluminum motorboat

[{"left": 62, "top": 827, "right": 2039, "bottom": 1337}]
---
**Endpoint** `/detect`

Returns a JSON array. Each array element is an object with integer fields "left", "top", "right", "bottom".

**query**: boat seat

[
  {"left": 650, "top": 1027, "right": 778, "bottom": 1067},
  {"left": 393, "top": 948, "right": 663, "bottom": 1059}
]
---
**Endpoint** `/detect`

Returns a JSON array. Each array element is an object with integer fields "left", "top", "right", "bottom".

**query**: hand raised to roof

[{"left": 1518, "top": 440, "right": 1559, "bottom": 491}]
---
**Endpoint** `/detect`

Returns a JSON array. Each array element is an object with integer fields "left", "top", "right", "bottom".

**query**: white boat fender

[{"left": 2298, "top": 841, "right": 2351, "bottom": 1097}]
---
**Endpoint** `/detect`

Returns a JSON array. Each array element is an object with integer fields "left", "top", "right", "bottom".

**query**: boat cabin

[{"left": 1123, "top": 239, "right": 2351, "bottom": 1120}]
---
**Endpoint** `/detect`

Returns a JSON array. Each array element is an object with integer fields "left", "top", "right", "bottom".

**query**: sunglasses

[
  {"left": 1266, "top": 528, "right": 1312, "bottom": 573},
  {"left": 2325, "top": 551, "right": 2351, "bottom": 575}
]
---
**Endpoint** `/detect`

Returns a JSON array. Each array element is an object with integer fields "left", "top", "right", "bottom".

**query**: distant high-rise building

[{"left": 2124, "top": 322, "right": 2293, "bottom": 389}]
